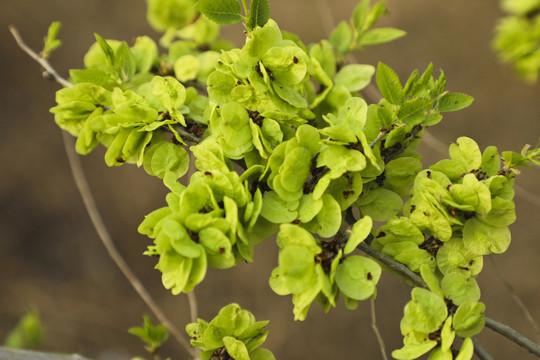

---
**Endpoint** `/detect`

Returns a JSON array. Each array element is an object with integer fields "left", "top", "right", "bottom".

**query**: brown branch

[{"left": 10, "top": 26, "right": 198, "bottom": 359}]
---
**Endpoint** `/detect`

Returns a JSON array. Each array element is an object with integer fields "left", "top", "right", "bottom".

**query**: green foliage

[
  {"left": 41, "top": 21, "right": 62, "bottom": 59},
  {"left": 186, "top": 303, "right": 275, "bottom": 360},
  {"left": 4, "top": 309, "right": 44, "bottom": 350},
  {"left": 128, "top": 316, "right": 169, "bottom": 354},
  {"left": 493, "top": 0, "right": 540, "bottom": 82},
  {"left": 39, "top": 0, "right": 540, "bottom": 359}
]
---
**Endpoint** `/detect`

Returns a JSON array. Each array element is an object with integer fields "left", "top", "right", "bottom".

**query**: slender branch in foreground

[
  {"left": 10, "top": 26, "right": 198, "bottom": 359},
  {"left": 370, "top": 298, "right": 389, "bottom": 360}
]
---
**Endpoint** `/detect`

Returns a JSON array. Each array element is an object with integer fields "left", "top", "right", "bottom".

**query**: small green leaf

[
  {"left": 376, "top": 62, "right": 403, "bottom": 105},
  {"left": 330, "top": 21, "right": 353, "bottom": 55},
  {"left": 335, "top": 255, "right": 381, "bottom": 300},
  {"left": 440, "top": 272, "right": 481, "bottom": 306},
  {"left": 404, "top": 288, "right": 448, "bottom": 334},
  {"left": 437, "top": 93, "right": 474, "bottom": 112},
  {"left": 249, "top": 0, "right": 270, "bottom": 29},
  {"left": 128, "top": 315, "right": 169, "bottom": 353},
  {"left": 4, "top": 309, "right": 43, "bottom": 350},
  {"left": 344, "top": 216, "right": 373, "bottom": 254},
  {"left": 449, "top": 137, "right": 482, "bottom": 172},
  {"left": 94, "top": 33, "right": 115, "bottom": 66},
  {"left": 223, "top": 336, "right": 250, "bottom": 360},
  {"left": 334, "top": 64, "right": 375, "bottom": 92},
  {"left": 358, "top": 27, "right": 406, "bottom": 46},
  {"left": 453, "top": 302, "right": 486, "bottom": 338},
  {"left": 42, "top": 21, "right": 62, "bottom": 58},
  {"left": 197, "top": 0, "right": 243, "bottom": 25}
]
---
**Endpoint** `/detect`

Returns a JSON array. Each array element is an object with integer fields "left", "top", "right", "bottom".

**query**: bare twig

[
  {"left": 472, "top": 338, "right": 495, "bottom": 360},
  {"left": 370, "top": 298, "right": 389, "bottom": 360},
  {"left": 59, "top": 133, "right": 197, "bottom": 358},
  {"left": 356, "top": 242, "right": 426, "bottom": 289},
  {"left": 370, "top": 131, "right": 387, "bottom": 148},
  {"left": 9, "top": 25, "right": 72, "bottom": 88},
  {"left": 10, "top": 26, "right": 198, "bottom": 359},
  {"left": 489, "top": 257, "right": 540, "bottom": 344},
  {"left": 187, "top": 291, "right": 198, "bottom": 324},
  {"left": 485, "top": 317, "right": 540, "bottom": 357}
]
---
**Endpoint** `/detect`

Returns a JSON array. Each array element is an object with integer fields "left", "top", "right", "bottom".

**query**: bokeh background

[{"left": 1, "top": 0, "right": 539, "bottom": 359}]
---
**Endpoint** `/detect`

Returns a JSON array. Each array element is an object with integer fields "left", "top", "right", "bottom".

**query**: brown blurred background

[{"left": 1, "top": 0, "right": 539, "bottom": 359}]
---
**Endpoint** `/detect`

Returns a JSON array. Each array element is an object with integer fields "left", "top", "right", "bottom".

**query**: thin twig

[
  {"left": 472, "top": 338, "right": 495, "bottom": 360},
  {"left": 354, "top": 238, "right": 540, "bottom": 358},
  {"left": 370, "top": 131, "right": 387, "bottom": 148},
  {"left": 485, "top": 317, "right": 540, "bottom": 357},
  {"left": 489, "top": 257, "right": 540, "bottom": 344},
  {"left": 10, "top": 26, "right": 198, "bottom": 359},
  {"left": 60, "top": 133, "right": 197, "bottom": 358},
  {"left": 187, "top": 291, "right": 198, "bottom": 324},
  {"left": 370, "top": 298, "right": 388, "bottom": 360},
  {"left": 9, "top": 25, "right": 72, "bottom": 88},
  {"left": 356, "top": 242, "right": 426, "bottom": 289}
]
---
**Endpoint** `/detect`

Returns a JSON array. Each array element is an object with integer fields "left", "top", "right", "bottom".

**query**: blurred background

[{"left": 1, "top": 0, "right": 539, "bottom": 359}]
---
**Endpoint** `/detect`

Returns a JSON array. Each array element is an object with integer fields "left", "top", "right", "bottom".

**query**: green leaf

[
  {"left": 4, "top": 309, "right": 43, "bottom": 350},
  {"left": 358, "top": 27, "right": 406, "bottom": 46},
  {"left": 330, "top": 21, "right": 353, "bottom": 55},
  {"left": 334, "top": 64, "right": 375, "bottom": 92},
  {"left": 344, "top": 216, "right": 373, "bottom": 254},
  {"left": 455, "top": 337, "right": 474, "bottom": 360},
  {"left": 197, "top": 0, "right": 243, "bottom": 25},
  {"left": 114, "top": 42, "right": 136, "bottom": 82},
  {"left": 94, "top": 33, "right": 115, "bottom": 66},
  {"left": 440, "top": 272, "right": 480, "bottom": 306},
  {"left": 449, "top": 137, "right": 482, "bottom": 172},
  {"left": 392, "top": 342, "right": 438, "bottom": 360},
  {"left": 453, "top": 302, "right": 486, "bottom": 338},
  {"left": 358, "top": 187, "right": 403, "bottom": 221},
  {"left": 463, "top": 217, "right": 511, "bottom": 255},
  {"left": 250, "top": 347, "right": 276, "bottom": 360},
  {"left": 249, "top": 0, "right": 270, "bottom": 29},
  {"left": 260, "top": 191, "right": 299, "bottom": 223},
  {"left": 42, "top": 21, "right": 62, "bottom": 58},
  {"left": 404, "top": 288, "right": 448, "bottom": 333},
  {"left": 128, "top": 315, "right": 169, "bottom": 353},
  {"left": 223, "top": 336, "right": 250, "bottom": 360},
  {"left": 146, "top": 0, "right": 197, "bottom": 31},
  {"left": 376, "top": 62, "right": 403, "bottom": 105},
  {"left": 144, "top": 141, "right": 190, "bottom": 179},
  {"left": 335, "top": 255, "right": 381, "bottom": 300},
  {"left": 437, "top": 93, "right": 474, "bottom": 112},
  {"left": 351, "top": 0, "right": 370, "bottom": 29}
]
